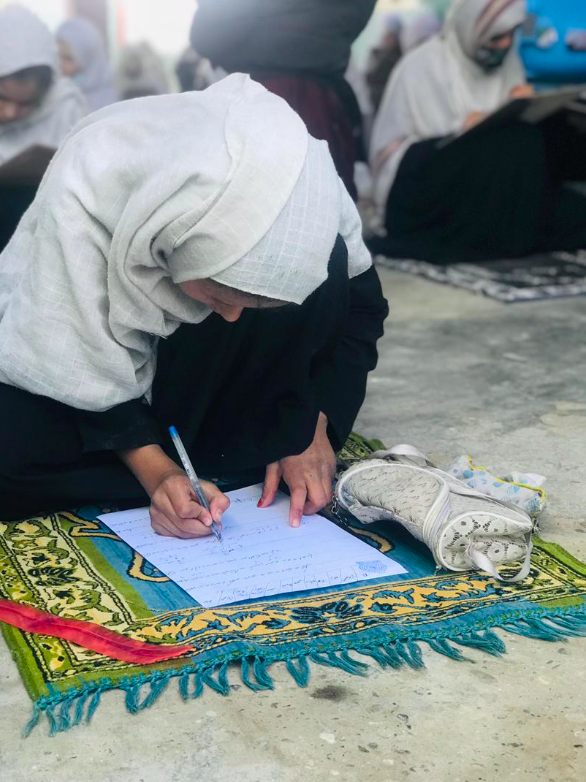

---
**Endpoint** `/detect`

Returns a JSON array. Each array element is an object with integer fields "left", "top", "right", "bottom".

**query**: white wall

[
  {"left": 121, "top": 0, "right": 196, "bottom": 54},
  {"left": 3, "top": 0, "right": 196, "bottom": 54},
  {"left": 1, "top": 0, "right": 68, "bottom": 28}
]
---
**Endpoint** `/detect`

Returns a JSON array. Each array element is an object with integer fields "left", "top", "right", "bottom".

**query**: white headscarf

[
  {"left": 0, "top": 5, "right": 87, "bottom": 164},
  {"left": 400, "top": 11, "right": 442, "bottom": 53},
  {"left": 384, "top": 13, "right": 403, "bottom": 37},
  {"left": 57, "top": 17, "right": 118, "bottom": 112},
  {"left": 117, "top": 42, "right": 171, "bottom": 99},
  {"left": 370, "top": 0, "right": 526, "bottom": 213},
  {"left": 0, "top": 74, "right": 371, "bottom": 412}
]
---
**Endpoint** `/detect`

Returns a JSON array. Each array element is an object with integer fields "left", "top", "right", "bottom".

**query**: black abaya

[
  {"left": 0, "top": 237, "right": 388, "bottom": 520},
  {"left": 381, "top": 116, "right": 586, "bottom": 264}
]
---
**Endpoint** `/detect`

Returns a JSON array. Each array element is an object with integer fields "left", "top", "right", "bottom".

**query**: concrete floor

[{"left": 1, "top": 268, "right": 585, "bottom": 782}]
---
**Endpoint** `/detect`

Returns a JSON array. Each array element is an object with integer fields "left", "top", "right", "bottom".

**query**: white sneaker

[{"left": 335, "top": 445, "right": 536, "bottom": 583}]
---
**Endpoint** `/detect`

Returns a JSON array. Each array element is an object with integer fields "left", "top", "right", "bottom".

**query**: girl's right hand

[
  {"left": 149, "top": 469, "right": 229, "bottom": 538},
  {"left": 462, "top": 111, "right": 487, "bottom": 131},
  {"left": 509, "top": 84, "right": 535, "bottom": 100}
]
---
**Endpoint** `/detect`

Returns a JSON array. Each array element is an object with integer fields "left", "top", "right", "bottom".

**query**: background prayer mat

[
  {"left": 374, "top": 251, "right": 586, "bottom": 303},
  {"left": 1, "top": 435, "right": 586, "bottom": 735}
]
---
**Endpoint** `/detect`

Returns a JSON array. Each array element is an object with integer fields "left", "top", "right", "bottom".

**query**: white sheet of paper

[{"left": 98, "top": 484, "right": 406, "bottom": 608}]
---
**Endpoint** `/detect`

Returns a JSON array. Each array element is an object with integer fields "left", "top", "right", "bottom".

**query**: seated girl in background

[
  {"left": 57, "top": 17, "right": 118, "bottom": 113},
  {"left": 0, "top": 5, "right": 87, "bottom": 250},
  {"left": 0, "top": 5, "right": 87, "bottom": 164},
  {"left": 0, "top": 75, "right": 388, "bottom": 539},
  {"left": 370, "top": 0, "right": 586, "bottom": 264}
]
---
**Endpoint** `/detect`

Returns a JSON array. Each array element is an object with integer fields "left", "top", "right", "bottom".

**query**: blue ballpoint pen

[{"left": 168, "top": 426, "right": 223, "bottom": 542}]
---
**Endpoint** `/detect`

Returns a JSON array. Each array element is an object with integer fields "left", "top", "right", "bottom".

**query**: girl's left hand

[
  {"left": 259, "top": 413, "right": 337, "bottom": 528},
  {"left": 509, "top": 84, "right": 535, "bottom": 100}
]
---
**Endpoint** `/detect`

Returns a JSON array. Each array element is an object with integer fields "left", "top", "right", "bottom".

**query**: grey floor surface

[{"left": 1, "top": 268, "right": 585, "bottom": 782}]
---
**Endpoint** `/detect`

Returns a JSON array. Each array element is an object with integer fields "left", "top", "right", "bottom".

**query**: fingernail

[
  {"left": 215, "top": 511, "right": 223, "bottom": 523},
  {"left": 257, "top": 498, "right": 264, "bottom": 508}
]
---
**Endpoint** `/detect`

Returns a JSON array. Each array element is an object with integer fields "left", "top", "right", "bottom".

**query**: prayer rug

[
  {"left": 374, "top": 251, "right": 586, "bottom": 303},
  {"left": 1, "top": 434, "right": 585, "bottom": 736}
]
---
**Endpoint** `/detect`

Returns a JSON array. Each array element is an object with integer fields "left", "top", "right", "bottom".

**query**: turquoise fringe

[{"left": 23, "top": 605, "right": 586, "bottom": 737}]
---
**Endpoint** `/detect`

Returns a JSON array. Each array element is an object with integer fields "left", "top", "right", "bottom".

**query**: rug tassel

[
  {"left": 86, "top": 686, "right": 105, "bottom": 723},
  {"left": 57, "top": 695, "right": 75, "bottom": 732},
  {"left": 455, "top": 629, "right": 506, "bottom": 657},
  {"left": 395, "top": 639, "right": 425, "bottom": 669},
  {"left": 201, "top": 665, "right": 230, "bottom": 696},
  {"left": 339, "top": 650, "right": 369, "bottom": 674},
  {"left": 252, "top": 656, "right": 274, "bottom": 690},
  {"left": 382, "top": 642, "right": 406, "bottom": 669},
  {"left": 427, "top": 638, "right": 467, "bottom": 662},
  {"left": 217, "top": 661, "right": 231, "bottom": 692},
  {"left": 309, "top": 650, "right": 368, "bottom": 676},
  {"left": 285, "top": 656, "right": 310, "bottom": 687},
  {"left": 123, "top": 677, "right": 143, "bottom": 714},
  {"left": 23, "top": 704, "right": 41, "bottom": 738},
  {"left": 179, "top": 671, "right": 190, "bottom": 701},
  {"left": 137, "top": 676, "right": 170, "bottom": 711},
  {"left": 241, "top": 657, "right": 265, "bottom": 692},
  {"left": 547, "top": 613, "right": 586, "bottom": 637},
  {"left": 71, "top": 690, "right": 91, "bottom": 728},
  {"left": 193, "top": 671, "right": 204, "bottom": 698},
  {"left": 358, "top": 645, "right": 390, "bottom": 669},
  {"left": 46, "top": 702, "right": 59, "bottom": 737},
  {"left": 503, "top": 617, "right": 568, "bottom": 642}
]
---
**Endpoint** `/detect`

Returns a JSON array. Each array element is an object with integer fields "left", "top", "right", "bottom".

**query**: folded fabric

[
  {"left": 443, "top": 455, "right": 546, "bottom": 517},
  {"left": 0, "top": 598, "right": 194, "bottom": 663}
]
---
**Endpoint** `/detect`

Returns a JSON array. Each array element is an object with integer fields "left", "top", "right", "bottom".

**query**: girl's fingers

[
  {"left": 288, "top": 485, "right": 308, "bottom": 528},
  {"left": 204, "top": 482, "right": 230, "bottom": 523},
  {"left": 163, "top": 477, "right": 213, "bottom": 526},
  {"left": 151, "top": 480, "right": 216, "bottom": 538},
  {"left": 259, "top": 463, "right": 281, "bottom": 508}
]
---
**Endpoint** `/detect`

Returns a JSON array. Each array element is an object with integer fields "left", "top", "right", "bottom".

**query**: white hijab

[
  {"left": 117, "top": 43, "right": 171, "bottom": 99},
  {"left": 0, "top": 74, "right": 371, "bottom": 412},
  {"left": 0, "top": 5, "right": 87, "bottom": 164},
  {"left": 370, "top": 0, "right": 527, "bottom": 212},
  {"left": 400, "top": 11, "right": 443, "bottom": 53},
  {"left": 57, "top": 17, "right": 118, "bottom": 112}
]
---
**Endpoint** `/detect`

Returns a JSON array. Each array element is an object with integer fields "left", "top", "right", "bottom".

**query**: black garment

[
  {"left": 190, "top": 0, "right": 376, "bottom": 79},
  {"left": 380, "top": 117, "right": 586, "bottom": 264},
  {"left": 0, "top": 185, "right": 37, "bottom": 252},
  {"left": 0, "top": 146, "right": 55, "bottom": 251},
  {"left": 0, "top": 238, "right": 388, "bottom": 520}
]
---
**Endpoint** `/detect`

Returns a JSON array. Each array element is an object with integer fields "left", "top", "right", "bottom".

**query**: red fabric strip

[{"left": 0, "top": 598, "right": 194, "bottom": 664}]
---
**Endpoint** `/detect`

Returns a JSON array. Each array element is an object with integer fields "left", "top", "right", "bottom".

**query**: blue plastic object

[{"left": 520, "top": 0, "right": 586, "bottom": 83}]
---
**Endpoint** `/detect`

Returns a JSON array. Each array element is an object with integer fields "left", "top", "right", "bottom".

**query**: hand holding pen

[
  {"left": 168, "top": 426, "right": 224, "bottom": 542},
  {"left": 140, "top": 431, "right": 228, "bottom": 539}
]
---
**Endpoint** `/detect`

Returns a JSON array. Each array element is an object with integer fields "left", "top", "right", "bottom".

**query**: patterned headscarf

[{"left": 449, "top": 0, "right": 526, "bottom": 58}]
